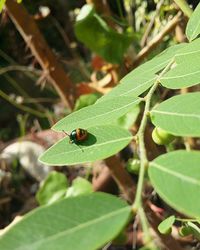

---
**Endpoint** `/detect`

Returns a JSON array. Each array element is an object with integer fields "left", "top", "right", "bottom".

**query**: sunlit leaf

[
  {"left": 99, "top": 43, "right": 185, "bottom": 101},
  {"left": 36, "top": 171, "right": 68, "bottom": 205},
  {"left": 52, "top": 96, "right": 141, "bottom": 132},
  {"left": 158, "top": 216, "right": 175, "bottom": 234},
  {"left": 186, "top": 3, "right": 200, "bottom": 41},
  {"left": 66, "top": 177, "right": 93, "bottom": 198},
  {"left": 39, "top": 126, "right": 132, "bottom": 166}
]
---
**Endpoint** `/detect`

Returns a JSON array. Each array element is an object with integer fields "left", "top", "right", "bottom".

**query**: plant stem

[
  {"left": 173, "top": 0, "right": 193, "bottom": 18},
  {"left": 133, "top": 59, "right": 175, "bottom": 212},
  {"left": 132, "top": 60, "right": 175, "bottom": 246},
  {"left": 138, "top": 207, "right": 157, "bottom": 249}
]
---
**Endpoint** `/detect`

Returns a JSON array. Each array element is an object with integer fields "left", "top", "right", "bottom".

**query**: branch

[
  {"left": 105, "top": 155, "right": 136, "bottom": 203},
  {"left": 133, "top": 12, "right": 182, "bottom": 68},
  {"left": 5, "top": 0, "right": 74, "bottom": 109},
  {"left": 173, "top": 0, "right": 193, "bottom": 18},
  {"left": 140, "top": 0, "right": 165, "bottom": 47}
]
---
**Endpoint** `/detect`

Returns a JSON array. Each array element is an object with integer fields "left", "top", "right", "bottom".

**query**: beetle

[{"left": 62, "top": 128, "right": 88, "bottom": 144}]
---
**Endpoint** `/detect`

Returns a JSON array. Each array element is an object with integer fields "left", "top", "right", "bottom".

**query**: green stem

[
  {"left": 132, "top": 82, "right": 159, "bottom": 212},
  {"left": 173, "top": 0, "right": 193, "bottom": 18},
  {"left": 176, "top": 218, "right": 198, "bottom": 222},
  {"left": 131, "top": 60, "right": 175, "bottom": 247},
  {"left": 133, "top": 59, "right": 175, "bottom": 212},
  {"left": 138, "top": 207, "right": 157, "bottom": 249}
]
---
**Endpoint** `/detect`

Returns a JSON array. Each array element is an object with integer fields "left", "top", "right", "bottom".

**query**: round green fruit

[
  {"left": 126, "top": 159, "right": 140, "bottom": 174},
  {"left": 152, "top": 127, "right": 175, "bottom": 145}
]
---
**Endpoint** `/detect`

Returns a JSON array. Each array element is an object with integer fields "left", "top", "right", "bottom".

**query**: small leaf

[
  {"left": 66, "top": 177, "right": 93, "bottom": 198},
  {"left": 36, "top": 171, "right": 68, "bottom": 205},
  {"left": 52, "top": 96, "right": 141, "bottom": 132},
  {"left": 158, "top": 216, "right": 175, "bottom": 234},
  {"left": 151, "top": 92, "right": 200, "bottom": 137},
  {"left": 39, "top": 126, "right": 132, "bottom": 166},
  {"left": 179, "top": 225, "right": 192, "bottom": 237},
  {"left": 186, "top": 3, "right": 200, "bottom": 42},
  {"left": 186, "top": 222, "right": 200, "bottom": 240},
  {"left": 75, "top": 4, "right": 133, "bottom": 64},
  {"left": 0, "top": 193, "right": 131, "bottom": 250},
  {"left": 149, "top": 150, "right": 200, "bottom": 218}
]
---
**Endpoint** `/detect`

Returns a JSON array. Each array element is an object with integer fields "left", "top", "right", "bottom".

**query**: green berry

[
  {"left": 152, "top": 127, "right": 175, "bottom": 145},
  {"left": 126, "top": 159, "right": 140, "bottom": 174}
]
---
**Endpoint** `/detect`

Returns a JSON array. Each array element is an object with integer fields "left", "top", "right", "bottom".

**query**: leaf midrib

[
  {"left": 16, "top": 206, "right": 130, "bottom": 250},
  {"left": 152, "top": 110, "right": 200, "bottom": 119},
  {"left": 54, "top": 98, "right": 140, "bottom": 130},
  {"left": 48, "top": 136, "right": 133, "bottom": 158},
  {"left": 161, "top": 68, "right": 200, "bottom": 80},
  {"left": 151, "top": 162, "right": 200, "bottom": 186}
]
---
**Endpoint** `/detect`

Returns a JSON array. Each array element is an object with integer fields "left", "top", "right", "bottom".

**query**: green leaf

[
  {"left": 186, "top": 3, "right": 200, "bottom": 42},
  {"left": 175, "top": 37, "right": 200, "bottom": 63},
  {"left": 39, "top": 125, "right": 132, "bottom": 166},
  {"left": 158, "top": 216, "right": 175, "bottom": 234},
  {"left": 36, "top": 171, "right": 68, "bottom": 205},
  {"left": 115, "top": 104, "right": 140, "bottom": 129},
  {"left": 99, "top": 43, "right": 185, "bottom": 101},
  {"left": 75, "top": 4, "right": 133, "bottom": 64},
  {"left": 186, "top": 222, "right": 200, "bottom": 240},
  {"left": 151, "top": 92, "right": 200, "bottom": 137},
  {"left": 160, "top": 38, "right": 200, "bottom": 88},
  {"left": 0, "top": 193, "right": 131, "bottom": 250},
  {"left": 149, "top": 150, "right": 200, "bottom": 218},
  {"left": 160, "top": 59, "right": 200, "bottom": 89},
  {"left": 52, "top": 96, "right": 141, "bottom": 132},
  {"left": 0, "top": 0, "right": 6, "bottom": 13},
  {"left": 73, "top": 93, "right": 101, "bottom": 111},
  {"left": 66, "top": 177, "right": 93, "bottom": 198}
]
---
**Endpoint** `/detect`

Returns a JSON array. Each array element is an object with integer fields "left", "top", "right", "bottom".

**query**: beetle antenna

[
  {"left": 77, "top": 144, "right": 84, "bottom": 152},
  {"left": 62, "top": 130, "right": 70, "bottom": 137}
]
